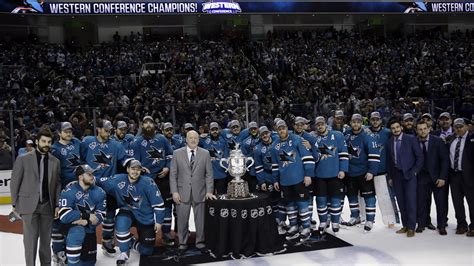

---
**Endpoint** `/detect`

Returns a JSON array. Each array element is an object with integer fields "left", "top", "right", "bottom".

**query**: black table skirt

[{"left": 205, "top": 193, "right": 284, "bottom": 257}]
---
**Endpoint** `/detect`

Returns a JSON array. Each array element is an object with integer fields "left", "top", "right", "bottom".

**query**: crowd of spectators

[{"left": 0, "top": 28, "right": 472, "bottom": 168}]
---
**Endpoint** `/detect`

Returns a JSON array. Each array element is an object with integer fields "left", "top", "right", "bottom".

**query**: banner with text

[{"left": 2, "top": 1, "right": 474, "bottom": 15}]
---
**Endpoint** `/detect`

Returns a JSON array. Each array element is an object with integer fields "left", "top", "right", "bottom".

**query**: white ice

[{"left": 1, "top": 194, "right": 472, "bottom": 266}]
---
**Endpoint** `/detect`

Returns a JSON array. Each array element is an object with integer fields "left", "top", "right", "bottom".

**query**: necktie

[
  {"left": 422, "top": 140, "right": 427, "bottom": 157},
  {"left": 453, "top": 137, "right": 462, "bottom": 171},
  {"left": 190, "top": 150, "right": 195, "bottom": 168},
  {"left": 395, "top": 138, "right": 401, "bottom": 167},
  {"left": 39, "top": 154, "right": 45, "bottom": 202}
]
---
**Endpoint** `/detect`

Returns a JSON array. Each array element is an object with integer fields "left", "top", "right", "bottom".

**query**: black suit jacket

[
  {"left": 416, "top": 135, "right": 449, "bottom": 184},
  {"left": 449, "top": 133, "right": 474, "bottom": 186}
]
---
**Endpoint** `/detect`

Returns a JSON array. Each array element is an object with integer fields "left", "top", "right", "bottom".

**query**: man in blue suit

[
  {"left": 415, "top": 120, "right": 449, "bottom": 235},
  {"left": 386, "top": 117, "right": 423, "bottom": 237}
]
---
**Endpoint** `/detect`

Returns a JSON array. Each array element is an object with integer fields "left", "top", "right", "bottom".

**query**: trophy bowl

[{"left": 220, "top": 147, "right": 254, "bottom": 199}]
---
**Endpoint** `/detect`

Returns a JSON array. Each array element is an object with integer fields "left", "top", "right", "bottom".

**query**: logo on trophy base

[{"left": 220, "top": 144, "right": 254, "bottom": 199}]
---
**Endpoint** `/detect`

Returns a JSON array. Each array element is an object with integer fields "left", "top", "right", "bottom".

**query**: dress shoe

[
  {"left": 415, "top": 227, "right": 424, "bottom": 233},
  {"left": 466, "top": 229, "right": 474, "bottom": 237},
  {"left": 407, "top": 229, "right": 415, "bottom": 237},
  {"left": 456, "top": 227, "right": 468, "bottom": 235},
  {"left": 177, "top": 244, "right": 187, "bottom": 255},
  {"left": 426, "top": 223, "right": 436, "bottom": 230},
  {"left": 396, "top": 227, "right": 408, "bottom": 234},
  {"left": 438, "top": 228, "right": 447, "bottom": 235}
]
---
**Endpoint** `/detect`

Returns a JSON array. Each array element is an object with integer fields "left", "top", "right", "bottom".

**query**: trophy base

[{"left": 227, "top": 179, "right": 251, "bottom": 199}]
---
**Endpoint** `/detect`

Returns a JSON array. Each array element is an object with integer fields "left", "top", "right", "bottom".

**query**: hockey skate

[
  {"left": 332, "top": 223, "right": 340, "bottom": 233},
  {"left": 285, "top": 225, "right": 300, "bottom": 241},
  {"left": 346, "top": 217, "right": 361, "bottom": 226},
  {"left": 102, "top": 240, "right": 117, "bottom": 257},
  {"left": 297, "top": 228, "right": 311, "bottom": 244},
  {"left": 116, "top": 251, "right": 129, "bottom": 265},
  {"left": 52, "top": 251, "right": 67, "bottom": 266},
  {"left": 364, "top": 221, "right": 374, "bottom": 232},
  {"left": 162, "top": 232, "right": 175, "bottom": 246},
  {"left": 278, "top": 222, "right": 288, "bottom": 235}
]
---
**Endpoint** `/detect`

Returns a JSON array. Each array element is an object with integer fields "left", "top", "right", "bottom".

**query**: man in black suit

[
  {"left": 415, "top": 120, "right": 449, "bottom": 235},
  {"left": 386, "top": 117, "right": 424, "bottom": 237},
  {"left": 449, "top": 118, "right": 474, "bottom": 236}
]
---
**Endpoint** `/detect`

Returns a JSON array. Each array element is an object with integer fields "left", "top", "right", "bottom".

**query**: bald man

[{"left": 170, "top": 130, "right": 216, "bottom": 253}]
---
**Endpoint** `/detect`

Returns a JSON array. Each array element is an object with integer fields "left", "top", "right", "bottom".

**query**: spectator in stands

[
  {"left": 0, "top": 133, "right": 12, "bottom": 170},
  {"left": 18, "top": 139, "right": 34, "bottom": 157}
]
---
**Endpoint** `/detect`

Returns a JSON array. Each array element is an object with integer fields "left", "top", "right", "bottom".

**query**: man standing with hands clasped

[
  {"left": 10, "top": 129, "right": 61, "bottom": 266},
  {"left": 170, "top": 130, "right": 216, "bottom": 254}
]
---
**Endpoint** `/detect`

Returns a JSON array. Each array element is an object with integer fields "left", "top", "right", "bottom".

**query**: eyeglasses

[{"left": 231, "top": 126, "right": 239, "bottom": 129}]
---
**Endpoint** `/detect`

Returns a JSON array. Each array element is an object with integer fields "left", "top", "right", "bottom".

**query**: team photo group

[{"left": 8, "top": 108, "right": 473, "bottom": 265}]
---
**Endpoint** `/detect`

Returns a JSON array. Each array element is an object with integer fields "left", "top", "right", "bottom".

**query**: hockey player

[
  {"left": 58, "top": 165, "right": 106, "bottom": 266},
  {"left": 254, "top": 126, "right": 286, "bottom": 233},
  {"left": 221, "top": 120, "right": 250, "bottom": 149},
  {"left": 112, "top": 121, "right": 135, "bottom": 157},
  {"left": 51, "top": 122, "right": 82, "bottom": 264},
  {"left": 162, "top": 121, "right": 185, "bottom": 238},
  {"left": 271, "top": 120, "right": 315, "bottom": 243},
  {"left": 199, "top": 122, "right": 230, "bottom": 195},
  {"left": 293, "top": 116, "right": 318, "bottom": 229},
  {"left": 241, "top": 121, "right": 260, "bottom": 193},
  {"left": 344, "top": 114, "right": 380, "bottom": 232},
  {"left": 369, "top": 112, "right": 399, "bottom": 228},
  {"left": 162, "top": 122, "right": 186, "bottom": 151},
  {"left": 311, "top": 116, "right": 349, "bottom": 234},
  {"left": 183, "top": 123, "right": 195, "bottom": 137},
  {"left": 96, "top": 160, "right": 165, "bottom": 265},
  {"left": 80, "top": 119, "right": 132, "bottom": 255},
  {"left": 131, "top": 116, "right": 174, "bottom": 246},
  {"left": 112, "top": 121, "right": 135, "bottom": 175},
  {"left": 331, "top": 110, "right": 350, "bottom": 133}
]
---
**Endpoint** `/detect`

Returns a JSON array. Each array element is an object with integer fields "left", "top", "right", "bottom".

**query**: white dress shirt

[
  {"left": 187, "top": 146, "right": 196, "bottom": 162},
  {"left": 449, "top": 131, "right": 468, "bottom": 171}
]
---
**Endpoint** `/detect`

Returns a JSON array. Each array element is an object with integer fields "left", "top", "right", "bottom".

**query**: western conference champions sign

[{"left": 3, "top": 1, "right": 474, "bottom": 14}]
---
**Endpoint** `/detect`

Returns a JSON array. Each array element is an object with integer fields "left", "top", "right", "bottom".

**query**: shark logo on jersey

[
  {"left": 67, "top": 153, "right": 82, "bottom": 168},
  {"left": 264, "top": 155, "right": 272, "bottom": 164},
  {"left": 77, "top": 200, "right": 95, "bottom": 216},
  {"left": 279, "top": 150, "right": 295, "bottom": 167},
  {"left": 93, "top": 150, "right": 112, "bottom": 167},
  {"left": 208, "top": 147, "right": 223, "bottom": 159},
  {"left": 347, "top": 143, "right": 361, "bottom": 158},
  {"left": 146, "top": 146, "right": 164, "bottom": 164},
  {"left": 228, "top": 139, "right": 238, "bottom": 150},
  {"left": 123, "top": 191, "right": 142, "bottom": 209},
  {"left": 318, "top": 142, "right": 336, "bottom": 157}
]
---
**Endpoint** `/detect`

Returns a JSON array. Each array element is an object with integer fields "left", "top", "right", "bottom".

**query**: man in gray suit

[
  {"left": 170, "top": 130, "right": 216, "bottom": 252},
  {"left": 10, "top": 129, "right": 61, "bottom": 266}
]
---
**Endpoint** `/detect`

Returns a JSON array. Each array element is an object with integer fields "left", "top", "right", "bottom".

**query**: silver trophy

[{"left": 220, "top": 145, "right": 255, "bottom": 199}]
